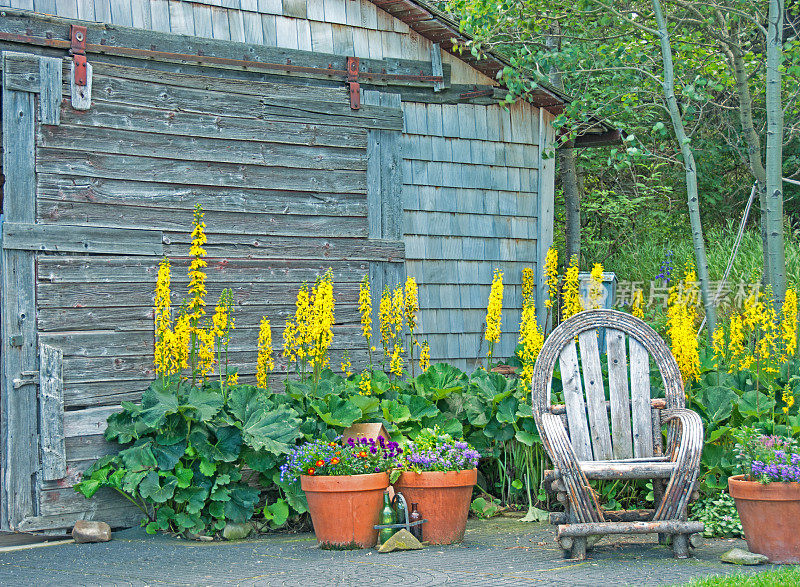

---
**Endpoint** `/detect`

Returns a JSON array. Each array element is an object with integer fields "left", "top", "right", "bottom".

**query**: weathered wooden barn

[{"left": 0, "top": 0, "right": 616, "bottom": 531}]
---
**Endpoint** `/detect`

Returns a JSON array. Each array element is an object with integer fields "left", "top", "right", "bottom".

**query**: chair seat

[{"left": 577, "top": 459, "right": 676, "bottom": 480}]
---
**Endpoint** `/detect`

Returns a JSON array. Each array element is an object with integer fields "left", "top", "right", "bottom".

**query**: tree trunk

[
  {"left": 548, "top": 21, "right": 582, "bottom": 263},
  {"left": 651, "top": 0, "right": 717, "bottom": 338},
  {"left": 561, "top": 145, "right": 582, "bottom": 262},
  {"left": 727, "top": 42, "right": 770, "bottom": 284},
  {"left": 766, "top": 0, "right": 786, "bottom": 305}
]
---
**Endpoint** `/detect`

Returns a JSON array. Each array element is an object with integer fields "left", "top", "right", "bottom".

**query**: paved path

[{"left": 0, "top": 517, "right": 775, "bottom": 586}]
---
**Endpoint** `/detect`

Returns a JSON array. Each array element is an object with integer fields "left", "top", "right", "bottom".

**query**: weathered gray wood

[
  {"left": 2, "top": 222, "right": 164, "bottom": 256},
  {"left": 1, "top": 59, "right": 39, "bottom": 530},
  {"left": 558, "top": 520, "right": 704, "bottom": 538},
  {"left": 430, "top": 43, "right": 446, "bottom": 92},
  {"left": 38, "top": 344, "right": 66, "bottom": 481},
  {"left": 3, "top": 52, "right": 41, "bottom": 92},
  {"left": 607, "top": 328, "right": 633, "bottom": 459},
  {"left": 558, "top": 341, "right": 592, "bottom": 461},
  {"left": 70, "top": 60, "right": 92, "bottom": 110},
  {"left": 38, "top": 174, "right": 366, "bottom": 217},
  {"left": 630, "top": 338, "right": 654, "bottom": 458},
  {"left": 39, "top": 124, "right": 366, "bottom": 171},
  {"left": 18, "top": 504, "right": 143, "bottom": 531},
  {"left": 37, "top": 148, "right": 365, "bottom": 193},
  {"left": 577, "top": 460, "right": 675, "bottom": 480},
  {"left": 578, "top": 330, "right": 613, "bottom": 460},
  {"left": 535, "top": 108, "right": 555, "bottom": 329},
  {"left": 38, "top": 55, "right": 62, "bottom": 125}
]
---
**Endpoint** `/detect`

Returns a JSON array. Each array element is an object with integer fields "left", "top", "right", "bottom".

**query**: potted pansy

[
  {"left": 280, "top": 437, "right": 402, "bottom": 548},
  {"left": 728, "top": 427, "right": 800, "bottom": 563},
  {"left": 392, "top": 428, "right": 481, "bottom": 545}
]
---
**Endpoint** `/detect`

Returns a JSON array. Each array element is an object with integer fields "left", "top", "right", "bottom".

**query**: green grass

[
  {"left": 681, "top": 566, "right": 800, "bottom": 586},
  {"left": 601, "top": 220, "right": 800, "bottom": 293}
]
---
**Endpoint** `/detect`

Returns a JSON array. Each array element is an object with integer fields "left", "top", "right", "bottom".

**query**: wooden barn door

[{"left": 0, "top": 46, "right": 402, "bottom": 531}]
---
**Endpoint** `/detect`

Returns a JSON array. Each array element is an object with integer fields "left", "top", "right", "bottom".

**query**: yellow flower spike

[
  {"left": 226, "top": 372, "right": 239, "bottom": 386},
  {"left": 712, "top": 326, "right": 725, "bottom": 369},
  {"left": 521, "top": 268, "right": 535, "bottom": 309},
  {"left": 517, "top": 302, "right": 544, "bottom": 396},
  {"left": 257, "top": 317, "right": 274, "bottom": 389},
  {"left": 391, "top": 287, "right": 404, "bottom": 336},
  {"left": 309, "top": 270, "right": 335, "bottom": 373},
  {"left": 378, "top": 287, "right": 393, "bottom": 358},
  {"left": 196, "top": 327, "right": 215, "bottom": 378},
  {"left": 588, "top": 263, "right": 604, "bottom": 310},
  {"left": 631, "top": 289, "right": 644, "bottom": 319},
  {"left": 561, "top": 256, "right": 582, "bottom": 320},
  {"left": 485, "top": 269, "right": 504, "bottom": 360},
  {"left": 154, "top": 258, "right": 173, "bottom": 376},
  {"left": 359, "top": 275, "right": 372, "bottom": 341},
  {"left": 404, "top": 277, "right": 419, "bottom": 335},
  {"left": 781, "top": 288, "right": 798, "bottom": 359},
  {"left": 419, "top": 340, "right": 431, "bottom": 373},
  {"left": 340, "top": 350, "right": 352, "bottom": 377},
  {"left": 187, "top": 205, "right": 208, "bottom": 324},
  {"left": 666, "top": 264, "right": 700, "bottom": 383},
  {"left": 544, "top": 248, "right": 559, "bottom": 309},
  {"left": 282, "top": 319, "right": 297, "bottom": 365},
  {"left": 390, "top": 343, "right": 404, "bottom": 377},
  {"left": 358, "top": 370, "right": 372, "bottom": 396}
]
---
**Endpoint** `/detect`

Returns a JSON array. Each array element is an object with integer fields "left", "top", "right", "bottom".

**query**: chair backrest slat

[
  {"left": 577, "top": 330, "right": 613, "bottom": 460},
  {"left": 606, "top": 328, "right": 633, "bottom": 459},
  {"left": 629, "top": 338, "right": 654, "bottom": 458},
  {"left": 558, "top": 340, "right": 593, "bottom": 461}
]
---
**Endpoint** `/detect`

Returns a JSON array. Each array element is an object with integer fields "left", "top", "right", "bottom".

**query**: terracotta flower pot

[
  {"left": 301, "top": 472, "right": 389, "bottom": 548},
  {"left": 729, "top": 474, "right": 800, "bottom": 563},
  {"left": 393, "top": 469, "right": 477, "bottom": 545}
]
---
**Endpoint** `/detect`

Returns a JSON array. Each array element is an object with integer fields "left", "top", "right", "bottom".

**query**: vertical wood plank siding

[{"left": 403, "top": 100, "right": 542, "bottom": 369}]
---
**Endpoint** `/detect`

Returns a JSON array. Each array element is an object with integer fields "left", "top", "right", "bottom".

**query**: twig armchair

[{"left": 532, "top": 309, "right": 704, "bottom": 559}]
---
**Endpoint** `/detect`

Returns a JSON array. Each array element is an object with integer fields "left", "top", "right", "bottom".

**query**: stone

[
  {"left": 71, "top": 520, "right": 112, "bottom": 543},
  {"left": 222, "top": 522, "right": 254, "bottom": 541},
  {"left": 378, "top": 529, "right": 424, "bottom": 553},
  {"left": 720, "top": 548, "right": 769, "bottom": 565}
]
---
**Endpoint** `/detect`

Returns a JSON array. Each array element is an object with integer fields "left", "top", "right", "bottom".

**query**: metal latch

[
  {"left": 13, "top": 371, "right": 39, "bottom": 389},
  {"left": 70, "top": 24, "right": 88, "bottom": 86},
  {"left": 346, "top": 56, "right": 360, "bottom": 110}
]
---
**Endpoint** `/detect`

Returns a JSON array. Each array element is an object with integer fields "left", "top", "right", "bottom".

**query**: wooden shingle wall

[
  {"left": 403, "top": 100, "right": 544, "bottom": 371},
  {"left": 1, "top": 0, "right": 493, "bottom": 85}
]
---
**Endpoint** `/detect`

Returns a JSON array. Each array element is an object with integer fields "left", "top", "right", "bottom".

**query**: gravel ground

[{"left": 0, "top": 517, "right": 776, "bottom": 586}]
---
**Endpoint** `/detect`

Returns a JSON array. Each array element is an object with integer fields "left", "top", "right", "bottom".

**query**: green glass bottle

[
  {"left": 379, "top": 490, "right": 396, "bottom": 544},
  {"left": 393, "top": 493, "right": 408, "bottom": 529}
]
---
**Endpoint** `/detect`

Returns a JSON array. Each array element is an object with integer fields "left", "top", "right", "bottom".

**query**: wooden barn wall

[
  {"left": 0, "top": 0, "right": 494, "bottom": 85},
  {"left": 402, "top": 100, "right": 546, "bottom": 371},
  {"left": 11, "top": 57, "right": 403, "bottom": 528}
]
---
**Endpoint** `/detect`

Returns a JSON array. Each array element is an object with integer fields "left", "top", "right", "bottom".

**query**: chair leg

[
  {"left": 653, "top": 479, "right": 668, "bottom": 545},
  {"left": 672, "top": 534, "right": 689, "bottom": 559}
]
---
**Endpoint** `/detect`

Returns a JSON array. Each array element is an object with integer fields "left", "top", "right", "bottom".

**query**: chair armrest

[{"left": 653, "top": 408, "right": 704, "bottom": 521}]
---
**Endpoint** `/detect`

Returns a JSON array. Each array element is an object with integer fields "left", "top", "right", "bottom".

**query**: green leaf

[
  {"left": 151, "top": 440, "right": 187, "bottom": 471},
  {"left": 122, "top": 470, "right": 148, "bottom": 494},
  {"left": 381, "top": 399, "right": 412, "bottom": 424},
  {"left": 496, "top": 396, "right": 519, "bottom": 424},
  {"left": 514, "top": 430, "right": 537, "bottom": 446},
  {"left": 349, "top": 394, "right": 380, "bottom": 416},
  {"left": 138, "top": 471, "right": 178, "bottom": 503},
  {"left": 156, "top": 506, "right": 175, "bottom": 531},
  {"left": 139, "top": 380, "right": 181, "bottom": 428},
  {"left": 263, "top": 498, "right": 290, "bottom": 528},
  {"left": 229, "top": 388, "right": 302, "bottom": 454},
  {"left": 189, "top": 425, "right": 242, "bottom": 463},
  {"left": 199, "top": 458, "right": 217, "bottom": 477},
  {"left": 74, "top": 479, "right": 102, "bottom": 498},
  {"left": 414, "top": 363, "right": 468, "bottom": 400},
  {"left": 737, "top": 390, "right": 776, "bottom": 418},
  {"left": 421, "top": 412, "right": 462, "bottom": 437},
  {"left": 402, "top": 394, "right": 439, "bottom": 421},
  {"left": 464, "top": 395, "right": 491, "bottom": 427},
  {"left": 311, "top": 396, "right": 362, "bottom": 428},
  {"left": 174, "top": 486, "right": 209, "bottom": 514},
  {"left": 174, "top": 465, "right": 193, "bottom": 489},
  {"left": 186, "top": 386, "right": 224, "bottom": 422},
  {"left": 470, "top": 369, "right": 514, "bottom": 404},
  {"left": 145, "top": 521, "right": 159, "bottom": 535},
  {"left": 119, "top": 440, "right": 158, "bottom": 472},
  {"left": 697, "top": 386, "right": 738, "bottom": 423},
  {"left": 174, "top": 512, "right": 200, "bottom": 531},
  {"left": 224, "top": 485, "right": 260, "bottom": 523}
]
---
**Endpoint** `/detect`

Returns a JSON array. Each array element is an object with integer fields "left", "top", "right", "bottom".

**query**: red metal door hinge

[
  {"left": 347, "top": 56, "right": 360, "bottom": 110},
  {"left": 69, "top": 25, "right": 87, "bottom": 86}
]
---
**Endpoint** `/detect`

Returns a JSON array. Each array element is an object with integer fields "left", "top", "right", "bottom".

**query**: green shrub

[{"left": 689, "top": 492, "right": 743, "bottom": 538}]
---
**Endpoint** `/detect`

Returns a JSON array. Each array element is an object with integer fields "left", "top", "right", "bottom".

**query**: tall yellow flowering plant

[
  {"left": 405, "top": 277, "right": 420, "bottom": 376},
  {"left": 256, "top": 317, "right": 274, "bottom": 389},
  {"left": 666, "top": 265, "right": 701, "bottom": 385},
  {"left": 484, "top": 269, "right": 504, "bottom": 362},
  {"left": 587, "top": 263, "right": 605, "bottom": 310},
  {"left": 561, "top": 256, "right": 583, "bottom": 321},
  {"left": 517, "top": 268, "right": 544, "bottom": 395},
  {"left": 359, "top": 275, "right": 373, "bottom": 366}
]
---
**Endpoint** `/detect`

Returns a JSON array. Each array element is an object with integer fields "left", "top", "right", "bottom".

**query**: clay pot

[
  {"left": 729, "top": 474, "right": 800, "bottom": 563},
  {"left": 301, "top": 472, "right": 389, "bottom": 548},
  {"left": 393, "top": 469, "right": 477, "bottom": 545}
]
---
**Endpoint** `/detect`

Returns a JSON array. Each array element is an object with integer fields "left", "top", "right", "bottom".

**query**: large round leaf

[
  {"left": 414, "top": 363, "right": 468, "bottom": 400},
  {"left": 696, "top": 386, "right": 738, "bottom": 423},
  {"left": 311, "top": 396, "right": 362, "bottom": 428},
  {"left": 189, "top": 425, "right": 242, "bottom": 463},
  {"left": 470, "top": 369, "right": 515, "bottom": 403},
  {"left": 223, "top": 484, "right": 260, "bottom": 523},
  {"left": 186, "top": 386, "right": 224, "bottom": 422},
  {"left": 381, "top": 399, "right": 412, "bottom": 423},
  {"left": 138, "top": 471, "right": 178, "bottom": 503}
]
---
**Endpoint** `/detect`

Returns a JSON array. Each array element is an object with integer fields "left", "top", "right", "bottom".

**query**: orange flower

[
  {"left": 358, "top": 451, "right": 367, "bottom": 458},
  {"left": 331, "top": 457, "right": 340, "bottom": 465},
  {"left": 335, "top": 451, "right": 341, "bottom": 456},
  {"left": 315, "top": 460, "right": 325, "bottom": 467},
  {"left": 329, "top": 442, "right": 337, "bottom": 447},
  {"left": 307, "top": 467, "right": 316, "bottom": 475}
]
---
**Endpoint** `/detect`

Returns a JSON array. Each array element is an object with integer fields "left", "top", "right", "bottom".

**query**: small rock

[
  {"left": 720, "top": 547, "right": 769, "bottom": 565},
  {"left": 378, "top": 529, "right": 424, "bottom": 553},
  {"left": 222, "top": 522, "right": 254, "bottom": 541},
  {"left": 72, "top": 520, "right": 112, "bottom": 543}
]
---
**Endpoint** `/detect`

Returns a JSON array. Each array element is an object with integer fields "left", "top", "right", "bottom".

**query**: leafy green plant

[
  {"left": 75, "top": 379, "right": 302, "bottom": 536},
  {"left": 689, "top": 492, "right": 743, "bottom": 538}
]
